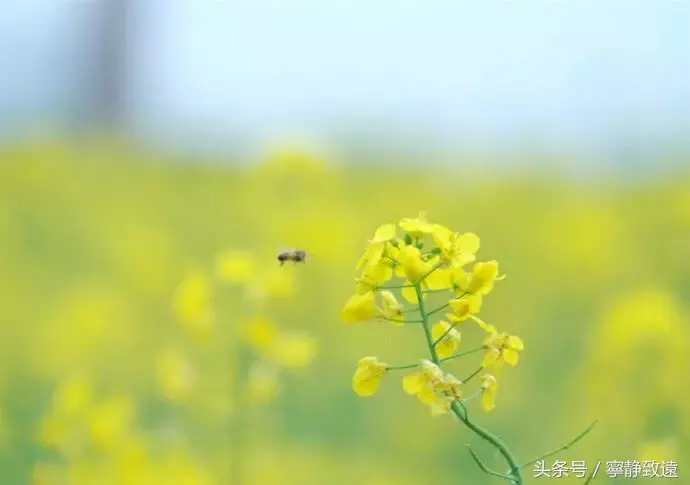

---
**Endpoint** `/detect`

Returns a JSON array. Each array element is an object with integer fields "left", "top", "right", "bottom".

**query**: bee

[{"left": 277, "top": 249, "right": 308, "bottom": 266}]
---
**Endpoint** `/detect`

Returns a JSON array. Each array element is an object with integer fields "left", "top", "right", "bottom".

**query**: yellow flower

[
  {"left": 352, "top": 357, "right": 388, "bottom": 396},
  {"left": 377, "top": 290, "right": 404, "bottom": 325},
  {"left": 215, "top": 250, "right": 254, "bottom": 283},
  {"left": 482, "top": 332, "right": 524, "bottom": 368},
  {"left": 361, "top": 259, "right": 393, "bottom": 286},
  {"left": 397, "top": 245, "right": 432, "bottom": 283},
  {"left": 432, "top": 226, "right": 480, "bottom": 267},
  {"left": 401, "top": 282, "right": 418, "bottom": 303},
  {"left": 342, "top": 291, "right": 376, "bottom": 323},
  {"left": 431, "top": 321, "right": 461, "bottom": 358},
  {"left": 462, "top": 261, "right": 505, "bottom": 295},
  {"left": 371, "top": 223, "right": 397, "bottom": 243},
  {"left": 424, "top": 256, "right": 452, "bottom": 289},
  {"left": 399, "top": 212, "right": 435, "bottom": 237},
  {"left": 480, "top": 374, "right": 499, "bottom": 412},
  {"left": 403, "top": 360, "right": 443, "bottom": 405},
  {"left": 356, "top": 241, "right": 385, "bottom": 272},
  {"left": 449, "top": 294, "right": 482, "bottom": 321},
  {"left": 430, "top": 373, "right": 463, "bottom": 416}
]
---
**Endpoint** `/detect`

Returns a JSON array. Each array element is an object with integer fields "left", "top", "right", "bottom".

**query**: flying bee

[{"left": 277, "top": 249, "right": 308, "bottom": 266}]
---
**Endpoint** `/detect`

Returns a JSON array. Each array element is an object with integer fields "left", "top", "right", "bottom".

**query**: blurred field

[{"left": 0, "top": 138, "right": 688, "bottom": 485}]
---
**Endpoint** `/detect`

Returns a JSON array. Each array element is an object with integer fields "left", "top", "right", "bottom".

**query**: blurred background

[{"left": 1, "top": 1, "right": 688, "bottom": 484}]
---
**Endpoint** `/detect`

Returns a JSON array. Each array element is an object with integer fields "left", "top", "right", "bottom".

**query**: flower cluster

[{"left": 343, "top": 212, "right": 521, "bottom": 415}]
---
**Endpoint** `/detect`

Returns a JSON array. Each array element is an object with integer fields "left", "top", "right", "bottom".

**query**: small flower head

[
  {"left": 449, "top": 294, "right": 483, "bottom": 321},
  {"left": 431, "top": 321, "right": 461, "bottom": 358},
  {"left": 342, "top": 291, "right": 375, "bottom": 323},
  {"left": 399, "top": 212, "right": 435, "bottom": 238},
  {"left": 356, "top": 241, "right": 386, "bottom": 272},
  {"left": 397, "top": 245, "right": 432, "bottom": 283},
  {"left": 371, "top": 223, "right": 397, "bottom": 243},
  {"left": 352, "top": 357, "right": 388, "bottom": 396},
  {"left": 482, "top": 332, "right": 525, "bottom": 369},
  {"left": 377, "top": 290, "right": 404, "bottom": 325},
  {"left": 429, "top": 373, "right": 463, "bottom": 416},
  {"left": 432, "top": 226, "right": 480, "bottom": 268},
  {"left": 402, "top": 360, "right": 444, "bottom": 405},
  {"left": 464, "top": 261, "right": 505, "bottom": 295},
  {"left": 480, "top": 374, "right": 499, "bottom": 412}
]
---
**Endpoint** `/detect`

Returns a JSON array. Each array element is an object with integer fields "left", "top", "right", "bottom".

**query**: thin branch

[
  {"left": 427, "top": 302, "right": 450, "bottom": 317},
  {"left": 466, "top": 445, "right": 515, "bottom": 482},
  {"left": 519, "top": 418, "right": 600, "bottom": 469},
  {"left": 461, "top": 366, "right": 483, "bottom": 384},
  {"left": 432, "top": 320, "right": 459, "bottom": 347},
  {"left": 386, "top": 362, "right": 420, "bottom": 371},
  {"left": 439, "top": 346, "right": 485, "bottom": 363}
]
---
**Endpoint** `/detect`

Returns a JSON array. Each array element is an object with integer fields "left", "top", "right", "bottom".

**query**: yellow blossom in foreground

[
  {"left": 356, "top": 241, "right": 386, "bottom": 272},
  {"left": 401, "top": 282, "right": 418, "bottom": 304},
  {"left": 431, "top": 321, "right": 462, "bottom": 358},
  {"left": 371, "top": 223, "right": 397, "bottom": 243},
  {"left": 342, "top": 291, "right": 376, "bottom": 323},
  {"left": 377, "top": 290, "right": 404, "bottom": 324},
  {"left": 402, "top": 360, "right": 443, "bottom": 405},
  {"left": 480, "top": 374, "right": 499, "bottom": 412},
  {"left": 483, "top": 332, "right": 525, "bottom": 368},
  {"left": 398, "top": 245, "right": 432, "bottom": 283},
  {"left": 424, "top": 256, "right": 452, "bottom": 289},
  {"left": 432, "top": 226, "right": 480, "bottom": 267},
  {"left": 399, "top": 212, "right": 435, "bottom": 237},
  {"left": 449, "top": 294, "right": 483, "bottom": 321},
  {"left": 352, "top": 357, "right": 388, "bottom": 396},
  {"left": 430, "top": 373, "right": 463, "bottom": 416},
  {"left": 361, "top": 259, "right": 393, "bottom": 287},
  {"left": 462, "top": 261, "right": 505, "bottom": 295}
]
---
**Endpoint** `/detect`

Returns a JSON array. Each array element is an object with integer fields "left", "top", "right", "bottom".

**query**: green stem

[
  {"left": 432, "top": 321, "right": 459, "bottom": 347},
  {"left": 386, "top": 362, "right": 420, "bottom": 371},
  {"left": 387, "top": 347, "right": 484, "bottom": 371},
  {"left": 414, "top": 281, "right": 522, "bottom": 485},
  {"left": 377, "top": 283, "right": 414, "bottom": 290},
  {"left": 414, "top": 284, "right": 439, "bottom": 365},
  {"left": 467, "top": 445, "right": 515, "bottom": 481},
  {"left": 439, "top": 346, "right": 485, "bottom": 363},
  {"left": 380, "top": 316, "right": 423, "bottom": 324},
  {"left": 419, "top": 262, "right": 444, "bottom": 284},
  {"left": 451, "top": 401, "right": 523, "bottom": 484},
  {"left": 461, "top": 366, "right": 483, "bottom": 384},
  {"left": 427, "top": 302, "right": 450, "bottom": 316}
]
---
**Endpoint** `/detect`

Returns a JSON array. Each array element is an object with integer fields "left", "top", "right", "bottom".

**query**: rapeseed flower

[{"left": 352, "top": 357, "right": 388, "bottom": 396}]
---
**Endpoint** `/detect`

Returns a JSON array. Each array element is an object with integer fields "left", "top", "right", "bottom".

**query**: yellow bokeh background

[{"left": 0, "top": 138, "right": 687, "bottom": 484}]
